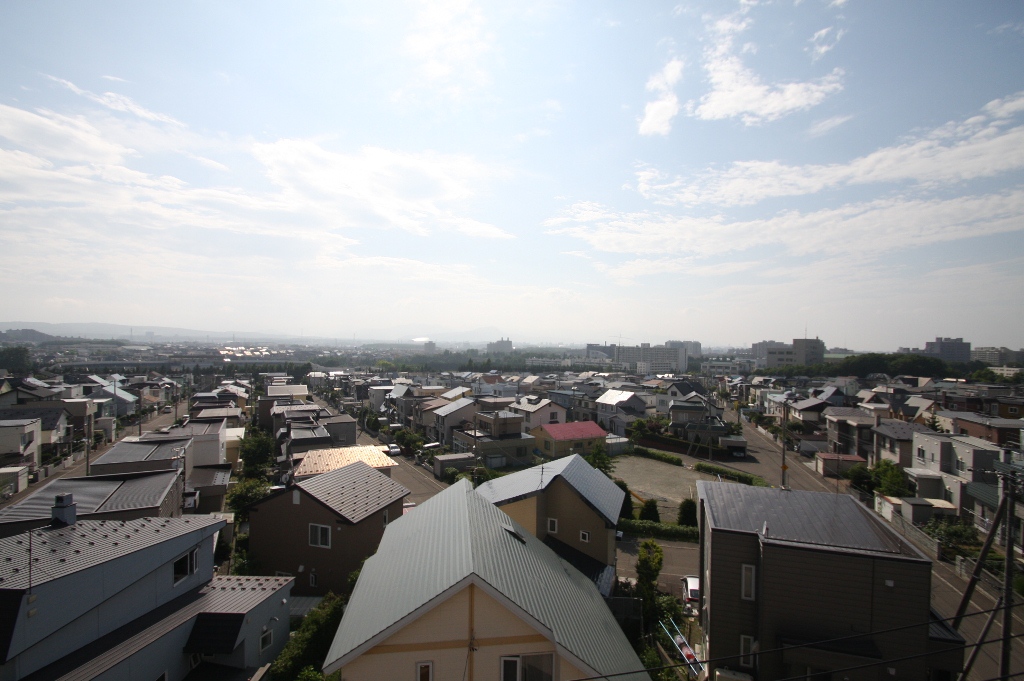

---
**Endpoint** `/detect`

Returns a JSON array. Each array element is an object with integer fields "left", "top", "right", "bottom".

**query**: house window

[
  {"left": 309, "top": 571, "right": 318, "bottom": 587},
  {"left": 1011, "top": 407, "right": 1019, "bottom": 415},
  {"left": 549, "top": 413, "right": 558, "bottom": 423},
  {"left": 416, "top": 662, "right": 433, "bottom": 681},
  {"left": 741, "top": 564, "right": 756, "bottom": 601},
  {"left": 916, "top": 447, "right": 925, "bottom": 461},
  {"left": 383, "top": 509, "right": 389, "bottom": 528},
  {"left": 260, "top": 629, "right": 273, "bottom": 652},
  {"left": 309, "top": 523, "right": 331, "bottom": 548},
  {"left": 580, "top": 530, "right": 590, "bottom": 543},
  {"left": 739, "top": 635, "right": 754, "bottom": 667},
  {"left": 544, "top": 440, "right": 551, "bottom": 451},
  {"left": 501, "top": 654, "right": 553, "bottom": 681},
  {"left": 547, "top": 518, "right": 558, "bottom": 534},
  {"left": 173, "top": 548, "right": 199, "bottom": 584},
  {"left": 292, "top": 490, "right": 300, "bottom": 505}
]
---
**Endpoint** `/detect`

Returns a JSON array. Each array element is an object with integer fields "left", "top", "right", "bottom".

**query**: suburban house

[
  {"left": 292, "top": 445, "right": 398, "bottom": 480},
  {"left": 905, "top": 431, "right": 1000, "bottom": 516},
  {"left": 0, "top": 406, "right": 71, "bottom": 460},
  {"left": 0, "top": 419, "right": 41, "bottom": 470},
  {"left": 89, "top": 438, "right": 193, "bottom": 479},
  {"left": 595, "top": 389, "right": 649, "bottom": 430},
  {"left": 506, "top": 395, "right": 566, "bottom": 433},
  {"left": 529, "top": 421, "right": 607, "bottom": 459},
  {"left": 452, "top": 411, "right": 535, "bottom": 468},
  {"left": 697, "top": 482, "right": 963, "bottom": 680},
  {"left": 321, "top": 413, "right": 358, "bottom": 446},
  {"left": 948, "top": 413, "right": 1022, "bottom": 448},
  {"left": 139, "top": 418, "right": 227, "bottom": 466},
  {"left": 0, "top": 469, "right": 183, "bottom": 537},
  {"left": 824, "top": 407, "right": 878, "bottom": 459},
  {"left": 475, "top": 454, "right": 623, "bottom": 595},
  {"left": 433, "top": 397, "right": 479, "bottom": 447},
  {"left": 321, "top": 479, "right": 647, "bottom": 681},
  {"left": 871, "top": 419, "right": 935, "bottom": 467},
  {"left": 247, "top": 461, "right": 409, "bottom": 596},
  {"left": 0, "top": 512, "right": 292, "bottom": 681},
  {"left": 787, "top": 397, "right": 830, "bottom": 424}
]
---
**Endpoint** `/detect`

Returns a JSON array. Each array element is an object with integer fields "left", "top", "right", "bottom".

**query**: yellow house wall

[
  {"left": 544, "top": 477, "right": 615, "bottom": 566},
  {"left": 498, "top": 497, "right": 541, "bottom": 537},
  {"left": 341, "top": 583, "right": 582, "bottom": 681}
]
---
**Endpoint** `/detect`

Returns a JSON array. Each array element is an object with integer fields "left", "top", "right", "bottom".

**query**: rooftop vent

[{"left": 51, "top": 493, "right": 77, "bottom": 527}]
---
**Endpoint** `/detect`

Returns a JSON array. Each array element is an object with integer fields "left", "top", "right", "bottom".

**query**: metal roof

[
  {"left": 537, "top": 421, "right": 607, "bottom": 441},
  {"left": 293, "top": 445, "right": 396, "bottom": 478},
  {"left": 0, "top": 516, "right": 223, "bottom": 590},
  {"left": 0, "top": 472, "right": 181, "bottom": 523},
  {"left": 433, "top": 397, "right": 476, "bottom": 417},
  {"left": 92, "top": 439, "right": 190, "bottom": 465},
  {"left": 698, "top": 482, "right": 921, "bottom": 557},
  {"left": 297, "top": 461, "right": 409, "bottom": 523},
  {"left": 323, "top": 480, "right": 646, "bottom": 679},
  {"left": 475, "top": 454, "right": 624, "bottom": 526},
  {"left": 872, "top": 420, "right": 933, "bottom": 441}
]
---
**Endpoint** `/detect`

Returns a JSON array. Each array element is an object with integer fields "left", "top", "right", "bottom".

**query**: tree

[
  {"left": 614, "top": 479, "right": 634, "bottom": 519},
  {"left": 842, "top": 463, "right": 875, "bottom": 494},
  {"left": 872, "top": 459, "right": 910, "bottom": 497},
  {"left": 226, "top": 478, "right": 271, "bottom": 521},
  {"left": 239, "top": 430, "right": 276, "bottom": 479},
  {"left": 269, "top": 591, "right": 348, "bottom": 681},
  {"left": 925, "top": 411, "right": 943, "bottom": 433},
  {"left": 585, "top": 442, "right": 613, "bottom": 477},
  {"left": 677, "top": 498, "right": 697, "bottom": 526},
  {"left": 0, "top": 346, "right": 31, "bottom": 373},
  {"left": 636, "top": 539, "right": 664, "bottom": 632},
  {"left": 639, "top": 498, "right": 661, "bottom": 523}
]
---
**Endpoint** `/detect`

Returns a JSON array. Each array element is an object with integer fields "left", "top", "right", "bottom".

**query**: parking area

[{"left": 611, "top": 454, "right": 723, "bottom": 521}]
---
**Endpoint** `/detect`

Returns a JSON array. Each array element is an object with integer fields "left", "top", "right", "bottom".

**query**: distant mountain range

[{"left": 0, "top": 328, "right": 58, "bottom": 343}]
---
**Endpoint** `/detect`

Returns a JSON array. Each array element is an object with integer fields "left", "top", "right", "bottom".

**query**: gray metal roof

[
  {"left": 297, "top": 461, "right": 409, "bottom": 523},
  {"left": 698, "top": 481, "right": 923, "bottom": 558},
  {"left": 433, "top": 397, "right": 476, "bottom": 417},
  {"left": 0, "top": 516, "right": 223, "bottom": 590},
  {"left": 872, "top": 420, "right": 933, "bottom": 441},
  {"left": 93, "top": 439, "right": 190, "bottom": 465},
  {"left": 475, "top": 454, "right": 624, "bottom": 526},
  {"left": 0, "top": 472, "right": 181, "bottom": 523},
  {"left": 323, "top": 479, "right": 646, "bottom": 679}
]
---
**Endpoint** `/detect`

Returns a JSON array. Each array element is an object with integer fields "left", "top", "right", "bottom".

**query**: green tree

[
  {"left": 925, "top": 411, "right": 943, "bottom": 432},
  {"left": 239, "top": 430, "right": 276, "bottom": 479},
  {"left": 614, "top": 479, "right": 634, "bottom": 519},
  {"left": 269, "top": 591, "right": 348, "bottom": 681},
  {"left": 842, "top": 463, "right": 875, "bottom": 494},
  {"left": 872, "top": 459, "right": 910, "bottom": 497},
  {"left": 585, "top": 442, "right": 613, "bottom": 477},
  {"left": 636, "top": 539, "right": 664, "bottom": 632},
  {"left": 677, "top": 498, "right": 697, "bottom": 527},
  {"left": 629, "top": 419, "right": 649, "bottom": 444},
  {"left": 226, "top": 478, "right": 271, "bottom": 521},
  {"left": 0, "top": 346, "right": 31, "bottom": 373},
  {"left": 639, "top": 498, "right": 661, "bottom": 523}
]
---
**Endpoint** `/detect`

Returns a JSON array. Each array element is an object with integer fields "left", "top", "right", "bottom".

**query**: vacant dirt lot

[{"left": 610, "top": 454, "right": 724, "bottom": 522}]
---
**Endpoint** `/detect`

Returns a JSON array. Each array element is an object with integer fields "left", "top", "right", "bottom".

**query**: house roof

[
  {"left": 953, "top": 414, "right": 1024, "bottom": 429},
  {"left": 872, "top": 420, "right": 933, "bottom": 441},
  {"left": 0, "top": 407, "right": 67, "bottom": 431},
  {"left": 92, "top": 439, "right": 190, "bottom": 466},
  {"left": 698, "top": 482, "right": 925, "bottom": 559},
  {"left": 0, "top": 516, "right": 223, "bottom": 591},
  {"left": 293, "top": 445, "right": 397, "bottom": 478},
  {"left": 475, "top": 454, "right": 624, "bottom": 526},
  {"left": 322, "top": 480, "right": 646, "bottom": 679},
  {"left": 22, "top": 576, "right": 291, "bottom": 681},
  {"left": 296, "top": 460, "right": 409, "bottom": 523},
  {"left": 0, "top": 471, "right": 181, "bottom": 525},
  {"left": 595, "top": 389, "right": 638, "bottom": 406},
  {"left": 790, "top": 397, "right": 829, "bottom": 413},
  {"left": 434, "top": 397, "right": 476, "bottom": 417},
  {"left": 536, "top": 421, "right": 607, "bottom": 441}
]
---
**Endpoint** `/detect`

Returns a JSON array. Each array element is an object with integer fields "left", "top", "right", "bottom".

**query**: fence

[{"left": 887, "top": 511, "right": 943, "bottom": 560}]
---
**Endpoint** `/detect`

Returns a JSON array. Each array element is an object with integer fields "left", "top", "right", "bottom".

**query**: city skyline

[{"left": 2, "top": 2, "right": 1023, "bottom": 348}]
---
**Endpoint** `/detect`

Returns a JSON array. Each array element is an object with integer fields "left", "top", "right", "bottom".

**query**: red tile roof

[{"left": 540, "top": 421, "right": 607, "bottom": 441}]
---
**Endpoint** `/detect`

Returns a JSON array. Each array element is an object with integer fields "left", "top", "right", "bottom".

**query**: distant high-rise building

[
  {"left": 898, "top": 337, "right": 971, "bottom": 364},
  {"left": 585, "top": 342, "right": 687, "bottom": 373},
  {"left": 667, "top": 340, "right": 702, "bottom": 357},
  {"left": 970, "top": 347, "right": 1019, "bottom": 366},
  {"left": 486, "top": 338, "right": 514, "bottom": 355},
  {"left": 422, "top": 341, "right": 437, "bottom": 354},
  {"left": 793, "top": 338, "right": 826, "bottom": 367}
]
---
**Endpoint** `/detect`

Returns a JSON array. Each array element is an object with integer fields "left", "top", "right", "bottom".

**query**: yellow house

[
  {"left": 529, "top": 421, "right": 607, "bottom": 459},
  {"left": 323, "top": 479, "right": 646, "bottom": 681},
  {"left": 475, "top": 454, "right": 624, "bottom": 595}
]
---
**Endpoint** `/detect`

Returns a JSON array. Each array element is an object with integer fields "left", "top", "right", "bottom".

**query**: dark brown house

[
  {"left": 248, "top": 460, "right": 409, "bottom": 596},
  {"left": 697, "top": 482, "right": 963, "bottom": 680}
]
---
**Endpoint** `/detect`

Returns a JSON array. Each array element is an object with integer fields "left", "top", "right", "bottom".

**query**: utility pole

[
  {"left": 780, "top": 402, "right": 788, "bottom": 489},
  {"left": 1001, "top": 466, "right": 1018, "bottom": 678}
]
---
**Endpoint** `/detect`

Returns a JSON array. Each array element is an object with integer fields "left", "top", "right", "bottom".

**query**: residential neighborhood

[{"left": 0, "top": 330, "right": 1022, "bottom": 681}]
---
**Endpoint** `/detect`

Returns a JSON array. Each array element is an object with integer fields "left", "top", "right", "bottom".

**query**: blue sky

[{"left": 1, "top": 1, "right": 1023, "bottom": 350}]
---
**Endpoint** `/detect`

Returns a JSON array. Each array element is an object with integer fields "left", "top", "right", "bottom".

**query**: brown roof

[
  {"left": 297, "top": 461, "right": 409, "bottom": 523},
  {"left": 293, "top": 445, "right": 396, "bottom": 478}
]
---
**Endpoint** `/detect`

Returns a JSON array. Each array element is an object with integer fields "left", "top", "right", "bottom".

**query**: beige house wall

[
  {"left": 544, "top": 477, "right": 615, "bottom": 566},
  {"left": 341, "top": 583, "right": 586, "bottom": 681},
  {"left": 499, "top": 497, "right": 542, "bottom": 537}
]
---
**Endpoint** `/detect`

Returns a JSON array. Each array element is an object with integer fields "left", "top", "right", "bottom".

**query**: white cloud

[
  {"left": 637, "top": 91, "right": 1024, "bottom": 206},
  {"left": 807, "top": 26, "right": 844, "bottom": 61},
  {"left": 638, "top": 58, "right": 684, "bottom": 136},
  {"left": 47, "top": 76, "right": 183, "bottom": 126},
  {"left": 690, "top": 12, "right": 844, "bottom": 125},
  {"left": 807, "top": 114, "right": 852, "bottom": 137}
]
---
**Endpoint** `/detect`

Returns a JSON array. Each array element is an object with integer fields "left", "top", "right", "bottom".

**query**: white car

[
  {"left": 388, "top": 444, "right": 401, "bottom": 456},
  {"left": 682, "top": 575, "right": 700, "bottom": 604}
]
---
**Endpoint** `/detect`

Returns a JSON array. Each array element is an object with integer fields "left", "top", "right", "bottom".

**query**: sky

[{"left": 1, "top": 1, "right": 1023, "bottom": 350}]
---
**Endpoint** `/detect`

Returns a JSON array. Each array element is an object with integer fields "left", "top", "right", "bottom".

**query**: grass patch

[{"left": 693, "top": 462, "right": 770, "bottom": 487}]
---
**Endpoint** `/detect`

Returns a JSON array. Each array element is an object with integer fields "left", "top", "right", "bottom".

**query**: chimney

[{"left": 51, "top": 493, "right": 77, "bottom": 526}]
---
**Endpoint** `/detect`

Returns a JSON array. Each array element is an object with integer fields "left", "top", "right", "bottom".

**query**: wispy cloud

[
  {"left": 807, "top": 114, "right": 852, "bottom": 137},
  {"left": 689, "top": 12, "right": 843, "bottom": 125},
  {"left": 807, "top": 25, "right": 844, "bottom": 61},
  {"left": 638, "top": 58, "right": 685, "bottom": 136},
  {"left": 101, "top": 75, "right": 129, "bottom": 83},
  {"left": 47, "top": 75, "right": 183, "bottom": 126},
  {"left": 637, "top": 91, "right": 1024, "bottom": 206}
]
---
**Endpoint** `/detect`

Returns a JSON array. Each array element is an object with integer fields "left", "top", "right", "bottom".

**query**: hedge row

[
  {"left": 694, "top": 462, "right": 770, "bottom": 487},
  {"left": 631, "top": 446, "right": 683, "bottom": 466},
  {"left": 617, "top": 518, "right": 699, "bottom": 543}
]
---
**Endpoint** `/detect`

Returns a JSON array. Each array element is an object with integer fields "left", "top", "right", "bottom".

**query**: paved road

[
  {"left": 617, "top": 537, "right": 699, "bottom": 602},
  {"left": 355, "top": 428, "right": 448, "bottom": 507}
]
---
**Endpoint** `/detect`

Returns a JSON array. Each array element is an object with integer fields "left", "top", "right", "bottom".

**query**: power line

[{"left": 567, "top": 601, "right": 1020, "bottom": 681}]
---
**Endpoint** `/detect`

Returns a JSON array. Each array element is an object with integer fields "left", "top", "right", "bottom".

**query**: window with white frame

[
  {"left": 260, "top": 629, "right": 273, "bottom": 652},
  {"left": 309, "top": 523, "right": 331, "bottom": 548},
  {"left": 173, "top": 547, "right": 199, "bottom": 584},
  {"left": 501, "top": 654, "right": 553, "bottom": 681},
  {"left": 580, "top": 530, "right": 590, "bottom": 543},
  {"left": 741, "top": 564, "right": 756, "bottom": 601},
  {"left": 739, "top": 635, "right": 754, "bottom": 667},
  {"left": 416, "top": 662, "right": 433, "bottom": 681},
  {"left": 547, "top": 518, "right": 558, "bottom": 533},
  {"left": 309, "top": 572, "right": 318, "bottom": 587}
]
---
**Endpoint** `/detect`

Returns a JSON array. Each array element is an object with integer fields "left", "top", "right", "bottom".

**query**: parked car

[
  {"left": 682, "top": 575, "right": 700, "bottom": 604},
  {"left": 388, "top": 444, "right": 401, "bottom": 457},
  {"left": 161, "top": 406, "right": 173, "bottom": 414}
]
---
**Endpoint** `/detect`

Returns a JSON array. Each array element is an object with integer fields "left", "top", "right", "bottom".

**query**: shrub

[
  {"left": 269, "top": 592, "right": 347, "bottom": 681},
  {"left": 632, "top": 447, "right": 683, "bottom": 466},
  {"left": 639, "top": 498, "right": 661, "bottom": 523},
  {"left": 617, "top": 518, "right": 700, "bottom": 543},
  {"left": 677, "top": 498, "right": 697, "bottom": 527},
  {"left": 693, "top": 462, "right": 770, "bottom": 487},
  {"left": 614, "top": 479, "right": 634, "bottom": 519},
  {"left": 226, "top": 478, "right": 271, "bottom": 521}
]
